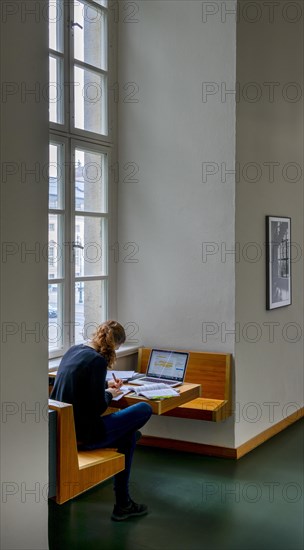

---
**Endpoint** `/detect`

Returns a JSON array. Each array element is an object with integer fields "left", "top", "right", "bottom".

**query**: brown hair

[{"left": 91, "top": 320, "right": 126, "bottom": 368}]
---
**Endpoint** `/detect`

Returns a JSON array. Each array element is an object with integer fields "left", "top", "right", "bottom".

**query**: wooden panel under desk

[{"left": 112, "top": 383, "right": 201, "bottom": 415}]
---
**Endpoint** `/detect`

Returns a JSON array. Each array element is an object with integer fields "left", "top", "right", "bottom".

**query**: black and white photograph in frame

[{"left": 266, "top": 216, "right": 291, "bottom": 310}]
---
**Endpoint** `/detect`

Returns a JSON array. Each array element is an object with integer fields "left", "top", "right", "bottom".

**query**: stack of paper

[{"left": 131, "top": 383, "right": 179, "bottom": 400}]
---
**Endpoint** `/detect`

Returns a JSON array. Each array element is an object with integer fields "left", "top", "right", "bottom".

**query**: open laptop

[{"left": 132, "top": 349, "right": 189, "bottom": 387}]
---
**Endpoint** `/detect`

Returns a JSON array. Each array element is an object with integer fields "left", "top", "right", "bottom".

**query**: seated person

[{"left": 51, "top": 320, "right": 152, "bottom": 521}]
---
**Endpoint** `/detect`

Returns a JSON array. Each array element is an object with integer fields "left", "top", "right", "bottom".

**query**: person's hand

[
  {"left": 106, "top": 387, "right": 123, "bottom": 398},
  {"left": 108, "top": 378, "right": 123, "bottom": 389}
]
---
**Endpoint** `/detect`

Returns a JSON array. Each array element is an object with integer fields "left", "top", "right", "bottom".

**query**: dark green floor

[{"left": 49, "top": 419, "right": 304, "bottom": 550}]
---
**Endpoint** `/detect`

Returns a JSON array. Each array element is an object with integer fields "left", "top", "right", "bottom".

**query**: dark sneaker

[{"left": 111, "top": 500, "right": 148, "bottom": 521}]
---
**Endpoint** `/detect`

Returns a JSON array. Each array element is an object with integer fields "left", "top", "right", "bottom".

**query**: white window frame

[{"left": 48, "top": 0, "right": 116, "bottom": 359}]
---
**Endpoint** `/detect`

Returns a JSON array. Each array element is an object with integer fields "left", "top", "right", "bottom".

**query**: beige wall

[
  {"left": 117, "top": 0, "right": 303, "bottom": 450},
  {"left": 0, "top": 3, "right": 49, "bottom": 548},
  {"left": 235, "top": 1, "right": 304, "bottom": 446},
  {"left": 117, "top": 0, "right": 237, "bottom": 447}
]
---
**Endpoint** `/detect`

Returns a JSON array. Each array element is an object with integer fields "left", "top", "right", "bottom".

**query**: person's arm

[
  {"left": 89, "top": 356, "right": 112, "bottom": 415},
  {"left": 89, "top": 356, "right": 121, "bottom": 415}
]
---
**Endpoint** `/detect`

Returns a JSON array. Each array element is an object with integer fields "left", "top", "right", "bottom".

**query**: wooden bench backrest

[
  {"left": 49, "top": 401, "right": 79, "bottom": 470},
  {"left": 48, "top": 399, "right": 125, "bottom": 504},
  {"left": 138, "top": 348, "right": 231, "bottom": 401}
]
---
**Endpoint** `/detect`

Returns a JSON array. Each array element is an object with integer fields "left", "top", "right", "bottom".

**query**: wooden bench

[
  {"left": 49, "top": 399, "right": 125, "bottom": 504},
  {"left": 137, "top": 348, "right": 232, "bottom": 422}
]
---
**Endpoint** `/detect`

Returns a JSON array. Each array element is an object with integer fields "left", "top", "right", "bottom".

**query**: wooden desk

[
  {"left": 111, "top": 383, "right": 201, "bottom": 415},
  {"left": 137, "top": 348, "right": 232, "bottom": 422}
]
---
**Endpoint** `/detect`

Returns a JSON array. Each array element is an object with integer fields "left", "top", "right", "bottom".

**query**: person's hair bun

[{"left": 91, "top": 321, "right": 126, "bottom": 368}]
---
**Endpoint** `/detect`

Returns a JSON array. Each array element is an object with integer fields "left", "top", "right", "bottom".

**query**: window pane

[
  {"left": 75, "top": 148, "right": 107, "bottom": 213},
  {"left": 74, "top": 66, "right": 107, "bottom": 135},
  {"left": 74, "top": 1, "right": 107, "bottom": 71},
  {"left": 49, "top": 143, "right": 64, "bottom": 209},
  {"left": 49, "top": 0, "right": 64, "bottom": 52},
  {"left": 48, "top": 283, "right": 63, "bottom": 352},
  {"left": 75, "top": 216, "right": 107, "bottom": 277},
  {"left": 49, "top": 56, "right": 64, "bottom": 124},
  {"left": 94, "top": 0, "right": 107, "bottom": 6},
  {"left": 48, "top": 214, "right": 64, "bottom": 279},
  {"left": 74, "top": 280, "right": 106, "bottom": 344}
]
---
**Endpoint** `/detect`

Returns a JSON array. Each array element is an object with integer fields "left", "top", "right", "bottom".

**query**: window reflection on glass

[
  {"left": 74, "top": 0, "right": 107, "bottom": 71},
  {"left": 74, "top": 66, "right": 107, "bottom": 135},
  {"left": 75, "top": 216, "right": 107, "bottom": 277},
  {"left": 49, "top": 56, "right": 64, "bottom": 124},
  {"left": 48, "top": 283, "right": 63, "bottom": 352},
  {"left": 49, "top": 0, "right": 63, "bottom": 52},
  {"left": 93, "top": 0, "right": 108, "bottom": 6},
  {"left": 48, "top": 214, "right": 64, "bottom": 279},
  {"left": 49, "top": 143, "right": 64, "bottom": 209},
  {"left": 74, "top": 148, "right": 107, "bottom": 213},
  {"left": 74, "top": 280, "right": 106, "bottom": 344}
]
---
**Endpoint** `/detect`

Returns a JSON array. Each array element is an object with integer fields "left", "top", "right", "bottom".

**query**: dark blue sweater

[{"left": 50, "top": 344, "right": 112, "bottom": 444}]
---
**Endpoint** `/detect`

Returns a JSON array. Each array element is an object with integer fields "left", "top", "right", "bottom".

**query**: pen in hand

[{"left": 112, "top": 372, "right": 123, "bottom": 388}]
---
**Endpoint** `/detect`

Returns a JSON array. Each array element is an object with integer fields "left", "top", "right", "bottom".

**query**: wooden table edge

[{"left": 112, "top": 383, "right": 201, "bottom": 415}]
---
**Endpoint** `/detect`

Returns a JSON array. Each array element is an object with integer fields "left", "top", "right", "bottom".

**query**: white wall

[
  {"left": 117, "top": 0, "right": 237, "bottom": 447},
  {"left": 0, "top": 3, "right": 49, "bottom": 548},
  {"left": 117, "top": 0, "right": 303, "bottom": 450},
  {"left": 235, "top": 2, "right": 304, "bottom": 446}
]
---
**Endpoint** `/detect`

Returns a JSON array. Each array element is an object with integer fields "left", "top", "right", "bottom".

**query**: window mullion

[
  {"left": 74, "top": 60, "right": 107, "bottom": 77},
  {"left": 49, "top": 49, "right": 64, "bottom": 59},
  {"left": 67, "top": 142, "right": 76, "bottom": 350}
]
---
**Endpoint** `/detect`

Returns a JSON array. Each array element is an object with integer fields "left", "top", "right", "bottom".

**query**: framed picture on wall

[{"left": 266, "top": 216, "right": 291, "bottom": 310}]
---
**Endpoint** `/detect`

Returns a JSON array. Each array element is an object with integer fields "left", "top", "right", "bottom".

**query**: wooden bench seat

[
  {"left": 137, "top": 348, "right": 232, "bottom": 422},
  {"left": 49, "top": 399, "right": 125, "bottom": 504}
]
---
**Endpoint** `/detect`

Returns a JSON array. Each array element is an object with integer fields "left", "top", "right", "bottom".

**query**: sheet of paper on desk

[
  {"left": 139, "top": 389, "right": 179, "bottom": 400},
  {"left": 106, "top": 370, "right": 135, "bottom": 381},
  {"left": 131, "top": 383, "right": 179, "bottom": 399},
  {"left": 111, "top": 386, "right": 132, "bottom": 401}
]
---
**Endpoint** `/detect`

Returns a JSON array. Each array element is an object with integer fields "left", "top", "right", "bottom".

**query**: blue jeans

[{"left": 83, "top": 402, "right": 152, "bottom": 505}]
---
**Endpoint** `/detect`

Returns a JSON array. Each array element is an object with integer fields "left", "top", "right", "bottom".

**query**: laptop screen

[{"left": 146, "top": 349, "right": 189, "bottom": 382}]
